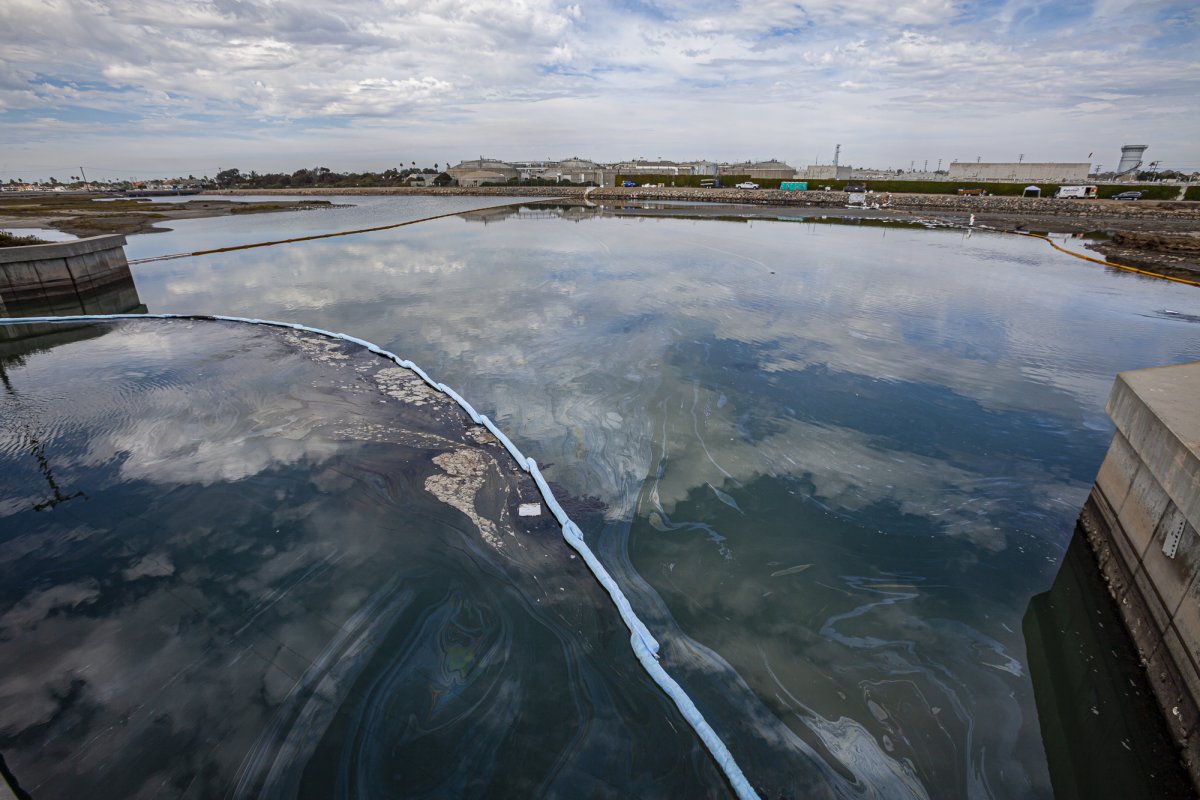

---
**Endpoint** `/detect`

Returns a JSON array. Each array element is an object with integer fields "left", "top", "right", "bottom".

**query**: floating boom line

[
  {"left": 127, "top": 199, "right": 550, "bottom": 265},
  {"left": 0, "top": 312, "right": 760, "bottom": 800}
]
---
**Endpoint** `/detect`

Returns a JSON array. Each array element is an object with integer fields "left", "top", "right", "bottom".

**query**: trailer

[
  {"left": 1054, "top": 185, "right": 1098, "bottom": 199},
  {"left": 780, "top": 181, "right": 808, "bottom": 191}
]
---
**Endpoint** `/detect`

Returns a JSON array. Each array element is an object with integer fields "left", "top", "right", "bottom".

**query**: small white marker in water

[{"left": 519, "top": 502, "right": 542, "bottom": 517}]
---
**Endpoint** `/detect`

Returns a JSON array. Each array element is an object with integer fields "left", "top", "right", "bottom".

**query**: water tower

[{"left": 1116, "top": 144, "right": 1147, "bottom": 175}]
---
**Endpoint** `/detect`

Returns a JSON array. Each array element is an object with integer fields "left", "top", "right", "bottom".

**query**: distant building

[
  {"left": 804, "top": 165, "right": 852, "bottom": 180},
  {"left": 948, "top": 162, "right": 1092, "bottom": 183},
  {"left": 680, "top": 160, "right": 719, "bottom": 176},
  {"left": 403, "top": 172, "right": 441, "bottom": 187},
  {"left": 447, "top": 157, "right": 520, "bottom": 186},
  {"left": 536, "top": 157, "right": 608, "bottom": 185},
  {"left": 615, "top": 160, "right": 686, "bottom": 177},
  {"left": 722, "top": 160, "right": 798, "bottom": 180}
]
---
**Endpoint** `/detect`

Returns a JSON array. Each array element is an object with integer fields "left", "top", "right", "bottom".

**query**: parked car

[
  {"left": 621, "top": 180, "right": 637, "bottom": 187},
  {"left": 1113, "top": 191, "right": 1143, "bottom": 201},
  {"left": 735, "top": 181, "right": 759, "bottom": 190},
  {"left": 844, "top": 183, "right": 867, "bottom": 192}
]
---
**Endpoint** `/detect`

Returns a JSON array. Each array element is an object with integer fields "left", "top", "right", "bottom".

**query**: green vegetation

[
  {"left": 1185, "top": 186, "right": 1200, "bottom": 202},
  {"left": 0, "top": 231, "right": 49, "bottom": 247},
  {"left": 213, "top": 166, "right": 453, "bottom": 190},
  {"left": 1095, "top": 184, "right": 1179, "bottom": 200}
]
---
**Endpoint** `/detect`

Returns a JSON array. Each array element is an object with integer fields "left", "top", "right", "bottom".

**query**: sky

[{"left": 1, "top": 0, "right": 1197, "bottom": 180}]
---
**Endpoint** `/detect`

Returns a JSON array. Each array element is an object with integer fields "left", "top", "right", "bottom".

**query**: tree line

[{"left": 214, "top": 165, "right": 452, "bottom": 189}]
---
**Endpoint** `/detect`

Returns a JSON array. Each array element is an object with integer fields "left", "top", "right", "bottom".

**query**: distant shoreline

[
  {"left": 4, "top": 189, "right": 1198, "bottom": 280},
  {"left": 208, "top": 187, "right": 1200, "bottom": 279}
]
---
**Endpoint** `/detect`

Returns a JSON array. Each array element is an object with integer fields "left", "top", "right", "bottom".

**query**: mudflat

[{"left": 0, "top": 193, "right": 334, "bottom": 238}]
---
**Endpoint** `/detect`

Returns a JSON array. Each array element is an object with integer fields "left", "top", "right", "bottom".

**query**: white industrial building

[
  {"left": 948, "top": 162, "right": 1092, "bottom": 183},
  {"left": 803, "top": 165, "right": 852, "bottom": 180},
  {"left": 722, "top": 160, "right": 799, "bottom": 180},
  {"left": 446, "top": 157, "right": 521, "bottom": 186}
]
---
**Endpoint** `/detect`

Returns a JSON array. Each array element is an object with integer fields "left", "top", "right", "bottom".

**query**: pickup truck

[{"left": 735, "top": 182, "right": 759, "bottom": 190}]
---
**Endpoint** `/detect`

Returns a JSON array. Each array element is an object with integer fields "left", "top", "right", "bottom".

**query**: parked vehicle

[
  {"left": 735, "top": 181, "right": 759, "bottom": 190},
  {"left": 844, "top": 183, "right": 867, "bottom": 192},
  {"left": 621, "top": 180, "right": 636, "bottom": 187},
  {"left": 957, "top": 187, "right": 984, "bottom": 196},
  {"left": 1113, "top": 190, "right": 1143, "bottom": 201},
  {"left": 1054, "top": 185, "right": 1098, "bottom": 199}
]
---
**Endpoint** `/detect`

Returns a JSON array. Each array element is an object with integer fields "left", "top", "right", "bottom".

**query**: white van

[{"left": 1054, "top": 185, "right": 1098, "bottom": 199}]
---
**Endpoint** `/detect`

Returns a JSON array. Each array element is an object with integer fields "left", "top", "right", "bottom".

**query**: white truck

[{"left": 1054, "top": 185, "right": 1098, "bottom": 199}]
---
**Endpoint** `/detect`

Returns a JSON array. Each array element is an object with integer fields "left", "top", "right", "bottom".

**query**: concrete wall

[
  {"left": 0, "top": 234, "right": 144, "bottom": 349},
  {"left": 1078, "top": 361, "right": 1200, "bottom": 788}
]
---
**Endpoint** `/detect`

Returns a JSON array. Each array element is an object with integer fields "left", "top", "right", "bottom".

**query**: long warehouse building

[{"left": 949, "top": 162, "right": 1092, "bottom": 183}]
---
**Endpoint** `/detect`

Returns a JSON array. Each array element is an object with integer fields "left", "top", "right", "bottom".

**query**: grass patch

[
  {"left": 1185, "top": 186, "right": 1200, "bottom": 202},
  {"left": 0, "top": 231, "right": 50, "bottom": 247}
]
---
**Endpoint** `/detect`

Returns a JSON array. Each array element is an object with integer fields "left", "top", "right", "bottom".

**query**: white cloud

[{"left": 0, "top": 0, "right": 1196, "bottom": 176}]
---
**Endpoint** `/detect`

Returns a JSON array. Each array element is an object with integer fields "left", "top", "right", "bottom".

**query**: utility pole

[
  {"left": 1018, "top": 153, "right": 1024, "bottom": 164},
  {"left": 833, "top": 144, "right": 841, "bottom": 168},
  {"left": 79, "top": 166, "right": 88, "bottom": 185}
]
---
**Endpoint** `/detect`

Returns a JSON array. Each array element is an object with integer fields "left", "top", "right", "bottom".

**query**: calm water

[
  {"left": 8, "top": 197, "right": 1200, "bottom": 797},
  {"left": 0, "top": 319, "right": 725, "bottom": 799}
]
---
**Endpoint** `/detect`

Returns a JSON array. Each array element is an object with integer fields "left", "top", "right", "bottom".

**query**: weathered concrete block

[
  {"left": 1095, "top": 430, "right": 1139, "bottom": 523},
  {"left": 1082, "top": 360, "right": 1200, "bottom": 792},
  {"left": 1159, "top": 625, "right": 1200, "bottom": 739},
  {"left": 1119, "top": 462, "right": 1173, "bottom": 561},
  {"left": 1130, "top": 558, "right": 1180, "bottom": 638},
  {"left": 1144, "top": 506, "right": 1200, "bottom": 614},
  {"left": 1169, "top": 517, "right": 1200, "bottom": 645},
  {"left": 0, "top": 234, "right": 126, "bottom": 264},
  {"left": 1, "top": 235, "right": 133, "bottom": 318},
  {"left": 1109, "top": 364, "right": 1200, "bottom": 533}
]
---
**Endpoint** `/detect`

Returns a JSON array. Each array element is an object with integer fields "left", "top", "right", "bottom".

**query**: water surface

[
  {"left": 0, "top": 318, "right": 723, "bottom": 798},
  {"left": 12, "top": 197, "right": 1200, "bottom": 797}
]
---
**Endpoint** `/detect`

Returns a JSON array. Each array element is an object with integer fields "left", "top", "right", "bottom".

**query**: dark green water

[{"left": 3, "top": 198, "right": 1198, "bottom": 797}]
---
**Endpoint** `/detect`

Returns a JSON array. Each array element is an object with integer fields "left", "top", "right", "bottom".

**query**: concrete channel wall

[
  {"left": 0, "top": 234, "right": 144, "bottom": 350},
  {"left": 1079, "top": 361, "right": 1200, "bottom": 787}
]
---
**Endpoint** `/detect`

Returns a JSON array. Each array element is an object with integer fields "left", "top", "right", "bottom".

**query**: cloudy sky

[{"left": 1, "top": 0, "right": 1197, "bottom": 180}]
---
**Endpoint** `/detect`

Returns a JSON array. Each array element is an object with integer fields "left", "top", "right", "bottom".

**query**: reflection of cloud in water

[
  {"left": 645, "top": 375, "right": 1080, "bottom": 550},
  {"left": 114, "top": 210, "right": 1200, "bottom": 798},
  {"left": 0, "top": 319, "right": 726, "bottom": 798}
]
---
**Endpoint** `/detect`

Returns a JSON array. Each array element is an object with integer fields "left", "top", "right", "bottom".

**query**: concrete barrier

[
  {"left": 1078, "top": 361, "right": 1200, "bottom": 788},
  {"left": 0, "top": 234, "right": 144, "bottom": 349}
]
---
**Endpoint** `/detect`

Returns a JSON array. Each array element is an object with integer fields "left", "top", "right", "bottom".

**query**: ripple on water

[{"left": 0, "top": 318, "right": 729, "bottom": 799}]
